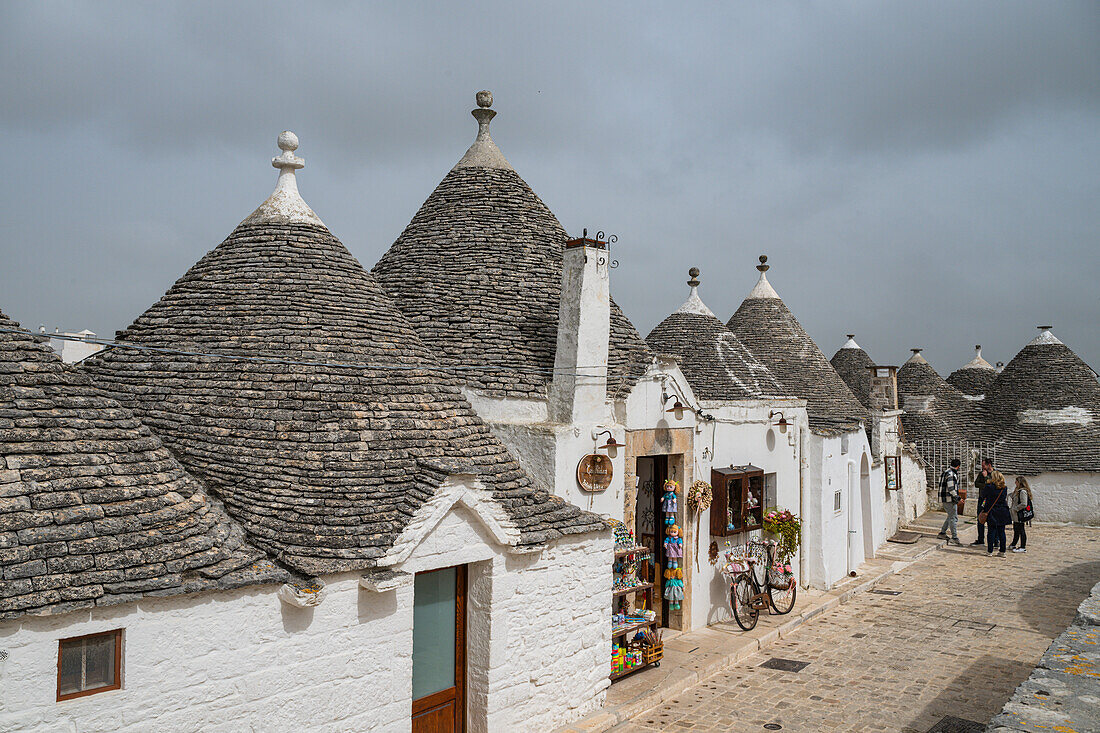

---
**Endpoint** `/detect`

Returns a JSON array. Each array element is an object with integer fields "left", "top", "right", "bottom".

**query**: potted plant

[{"left": 762, "top": 508, "right": 801, "bottom": 568}]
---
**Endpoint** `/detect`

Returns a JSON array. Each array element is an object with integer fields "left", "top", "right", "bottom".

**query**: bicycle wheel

[
  {"left": 731, "top": 576, "right": 759, "bottom": 631},
  {"left": 768, "top": 576, "right": 796, "bottom": 615}
]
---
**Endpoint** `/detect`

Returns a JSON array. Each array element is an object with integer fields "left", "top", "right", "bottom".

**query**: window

[
  {"left": 833, "top": 490, "right": 843, "bottom": 513},
  {"left": 57, "top": 629, "right": 122, "bottom": 701},
  {"left": 764, "top": 473, "right": 777, "bottom": 509}
]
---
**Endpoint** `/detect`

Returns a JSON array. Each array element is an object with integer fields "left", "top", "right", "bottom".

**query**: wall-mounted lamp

[
  {"left": 663, "top": 391, "right": 687, "bottom": 421},
  {"left": 769, "top": 411, "right": 789, "bottom": 434},
  {"left": 593, "top": 429, "right": 625, "bottom": 458}
]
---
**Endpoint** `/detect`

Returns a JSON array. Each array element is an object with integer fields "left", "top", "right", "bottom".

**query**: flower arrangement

[{"left": 762, "top": 508, "right": 801, "bottom": 564}]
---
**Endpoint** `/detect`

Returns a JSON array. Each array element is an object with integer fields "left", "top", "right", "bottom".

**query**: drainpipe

[{"left": 798, "top": 423, "right": 808, "bottom": 590}]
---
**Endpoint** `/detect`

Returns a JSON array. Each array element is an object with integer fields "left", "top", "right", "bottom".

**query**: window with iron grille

[
  {"left": 57, "top": 629, "right": 122, "bottom": 701},
  {"left": 833, "top": 490, "right": 842, "bottom": 513}
]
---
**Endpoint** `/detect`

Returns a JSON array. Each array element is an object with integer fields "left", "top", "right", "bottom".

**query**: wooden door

[{"left": 412, "top": 565, "right": 466, "bottom": 733}]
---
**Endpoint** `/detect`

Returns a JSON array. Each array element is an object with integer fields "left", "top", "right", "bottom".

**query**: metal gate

[{"left": 912, "top": 439, "right": 998, "bottom": 491}]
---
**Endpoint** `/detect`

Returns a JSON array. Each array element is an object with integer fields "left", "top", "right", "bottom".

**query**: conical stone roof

[
  {"left": 646, "top": 269, "right": 785, "bottom": 402},
  {"left": 830, "top": 335, "right": 874, "bottom": 410},
  {"left": 371, "top": 92, "right": 651, "bottom": 400},
  {"left": 80, "top": 133, "right": 603, "bottom": 576},
  {"left": 0, "top": 310, "right": 283, "bottom": 619},
  {"left": 946, "top": 345, "right": 997, "bottom": 397},
  {"left": 726, "top": 257, "right": 865, "bottom": 431},
  {"left": 897, "top": 349, "right": 988, "bottom": 443},
  {"left": 986, "top": 328, "right": 1100, "bottom": 473}
]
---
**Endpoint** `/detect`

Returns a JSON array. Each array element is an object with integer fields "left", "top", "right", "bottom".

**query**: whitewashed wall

[
  {"left": 807, "top": 430, "right": 877, "bottom": 589},
  {"left": 1001, "top": 472, "right": 1100, "bottom": 526},
  {"left": 0, "top": 505, "right": 611, "bottom": 733},
  {"left": 689, "top": 400, "right": 805, "bottom": 629}
]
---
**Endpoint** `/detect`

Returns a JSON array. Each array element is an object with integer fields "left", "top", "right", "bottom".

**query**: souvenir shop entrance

[
  {"left": 635, "top": 455, "right": 670, "bottom": 626},
  {"left": 624, "top": 426, "right": 693, "bottom": 632}
]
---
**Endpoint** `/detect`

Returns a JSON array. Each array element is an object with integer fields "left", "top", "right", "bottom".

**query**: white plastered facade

[
  {"left": 1000, "top": 471, "right": 1100, "bottom": 526},
  {"left": 0, "top": 476, "right": 611, "bottom": 733}
]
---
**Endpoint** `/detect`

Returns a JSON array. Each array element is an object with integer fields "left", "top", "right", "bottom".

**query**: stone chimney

[
  {"left": 549, "top": 233, "right": 611, "bottom": 423},
  {"left": 867, "top": 365, "right": 899, "bottom": 411},
  {"left": 867, "top": 364, "right": 901, "bottom": 459}
]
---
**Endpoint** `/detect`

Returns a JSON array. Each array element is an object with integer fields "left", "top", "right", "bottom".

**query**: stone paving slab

[
  {"left": 603, "top": 521, "right": 1100, "bottom": 733},
  {"left": 554, "top": 531, "right": 943, "bottom": 733}
]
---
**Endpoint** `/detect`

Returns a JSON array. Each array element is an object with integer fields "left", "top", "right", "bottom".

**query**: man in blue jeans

[{"left": 936, "top": 459, "right": 961, "bottom": 546}]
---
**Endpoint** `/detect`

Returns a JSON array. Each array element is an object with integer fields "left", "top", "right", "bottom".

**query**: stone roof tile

[
  {"left": 726, "top": 259, "right": 865, "bottom": 430},
  {"left": 79, "top": 137, "right": 604, "bottom": 574},
  {"left": 0, "top": 310, "right": 285, "bottom": 620},
  {"left": 371, "top": 94, "right": 650, "bottom": 400},
  {"left": 647, "top": 271, "right": 785, "bottom": 402}
]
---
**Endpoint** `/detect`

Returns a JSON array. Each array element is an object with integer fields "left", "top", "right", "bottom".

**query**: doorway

[
  {"left": 634, "top": 455, "right": 670, "bottom": 626},
  {"left": 412, "top": 565, "right": 466, "bottom": 733}
]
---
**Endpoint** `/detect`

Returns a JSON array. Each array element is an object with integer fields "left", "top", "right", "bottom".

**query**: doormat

[
  {"left": 887, "top": 530, "right": 921, "bottom": 544},
  {"left": 759, "top": 658, "right": 809, "bottom": 672},
  {"left": 926, "top": 715, "right": 985, "bottom": 732}
]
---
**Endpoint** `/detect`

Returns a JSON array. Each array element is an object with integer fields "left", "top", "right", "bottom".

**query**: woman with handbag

[
  {"left": 1009, "top": 477, "right": 1034, "bottom": 553},
  {"left": 976, "top": 457, "right": 1010, "bottom": 557}
]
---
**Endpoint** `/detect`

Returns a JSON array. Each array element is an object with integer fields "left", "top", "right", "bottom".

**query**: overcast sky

[{"left": 2, "top": 1, "right": 1097, "bottom": 374}]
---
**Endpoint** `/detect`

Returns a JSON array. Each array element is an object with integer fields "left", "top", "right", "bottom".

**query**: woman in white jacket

[{"left": 1008, "top": 477, "right": 1033, "bottom": 553}]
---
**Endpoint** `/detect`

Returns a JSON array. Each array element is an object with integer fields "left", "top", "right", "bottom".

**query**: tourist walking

[
  {"left": 976, "top": 457, "right": 1010, "bottom": 556},
  {"left": 1009, "top": 477, "right": 1033, "bottom": 553},
  {"left": 937, "top": 458, "right": 962, "bottom": 545}
]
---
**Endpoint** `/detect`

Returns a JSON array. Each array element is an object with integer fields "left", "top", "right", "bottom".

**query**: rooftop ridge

[
  {"left": 453, "top": 90, "right": 513, "bottom": 171},
  {"left": 241, "top": 131, "right": 324, "bottom": 227}
]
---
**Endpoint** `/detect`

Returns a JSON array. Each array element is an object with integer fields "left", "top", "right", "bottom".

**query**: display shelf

[
  {"left": 612, "top": 582, "right": 653, "bottom": 598},
  {"left": 611, "top": 619, "right": 655, "bottom": 638},
  {"left": 610, "top": 662, "right": 654, "bottom": 681},
  {"left": 614, "top": 547, "right": 651, "bottom": 558}
]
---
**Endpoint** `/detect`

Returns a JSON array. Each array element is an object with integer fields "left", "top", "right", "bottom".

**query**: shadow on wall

[
  {"left": 281, "top": 603, "right": 315, "bottom": 633},
  {"left": 1015, "top": 558, "right": 1100, "bottom": 636},
  {"left": 358, "top": 586, "right": 399, "bottom": 625},
  {"left": 904, "top": 653, "right": 1037, "bottom": 731}
]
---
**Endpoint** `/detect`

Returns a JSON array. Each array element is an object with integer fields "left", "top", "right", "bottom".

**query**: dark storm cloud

[{"left": 1, "top": 1, "right": 1097, "bottom": 374}]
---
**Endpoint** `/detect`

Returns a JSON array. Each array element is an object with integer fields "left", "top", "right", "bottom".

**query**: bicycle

[{"left": 720, "top": 540, "right": 797, "bottom": 631}]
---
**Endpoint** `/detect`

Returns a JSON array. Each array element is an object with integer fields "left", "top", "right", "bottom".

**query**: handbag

[{"left": 977, "top": 486, "right": 1005, "bottom": 525}]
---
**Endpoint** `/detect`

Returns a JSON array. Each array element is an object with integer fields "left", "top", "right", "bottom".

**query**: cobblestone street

[{"left": 618, "top": 523, "right": 1100, "bottom": 733}]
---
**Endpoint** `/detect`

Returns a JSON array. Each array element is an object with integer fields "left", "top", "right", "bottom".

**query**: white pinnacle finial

[
  {"left": 241, "top": 131, "right": 323, "bottom": 227},
  {"left": 906, "top": 348, "right": 929, "bottom": 365},
  {"left": 747, "top": 255, "right": 780, "bottom": 299},
  {"left": 676, "top": 266, "right": 716, "bottom": 317},
  {"left": 454, "top": 90, "right": 513, "bottom": 171},
  {"left": 963, "top": 344, "right": 994, "bottom": 370},
  {"left": 841, "top": 334, "right": 861, "bottom": 350},
  {"left": 1029, "top": 325, "right": 1062, "bottom": 346}
]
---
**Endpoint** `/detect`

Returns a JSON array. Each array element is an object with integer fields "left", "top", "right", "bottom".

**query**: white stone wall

[
  {"left": 1001, "top": 471, "right": 1100, "bottom": 526},
  {"left": 0, "top": 503, "right": 611, "bottom": 733},
  {"left": 808, "top": 430, "right": 878, "bottom": 589},
  {"left": 689, "top": 400, "right": 806, "bottom": 629},
  {"left": 0, "top": 574, "right": 412, "bottom": 733}
]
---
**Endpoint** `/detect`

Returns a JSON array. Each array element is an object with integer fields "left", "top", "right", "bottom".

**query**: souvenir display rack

[{"left": 608, "top": 518, "right": 663, "bottom": 681}]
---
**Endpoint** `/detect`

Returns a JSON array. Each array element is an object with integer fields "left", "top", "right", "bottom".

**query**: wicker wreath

[{"left": 686, "top": 480, "right": 713, "bottom": 512}]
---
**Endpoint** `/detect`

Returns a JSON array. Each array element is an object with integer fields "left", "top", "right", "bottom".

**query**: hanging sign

[
  {"left": 577, "top": 454, "right": 613, "bottom": 492},
  {"left": 885, "top": 455, "right": 901, "bottom": 491}
]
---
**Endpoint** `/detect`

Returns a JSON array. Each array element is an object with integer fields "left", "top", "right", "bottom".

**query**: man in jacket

[
  {"left": 937, "top": 458, "right": 962, "bottom": 545},
  {"left": 970, "top": 458, "right": 991, "bottom": 546}
]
